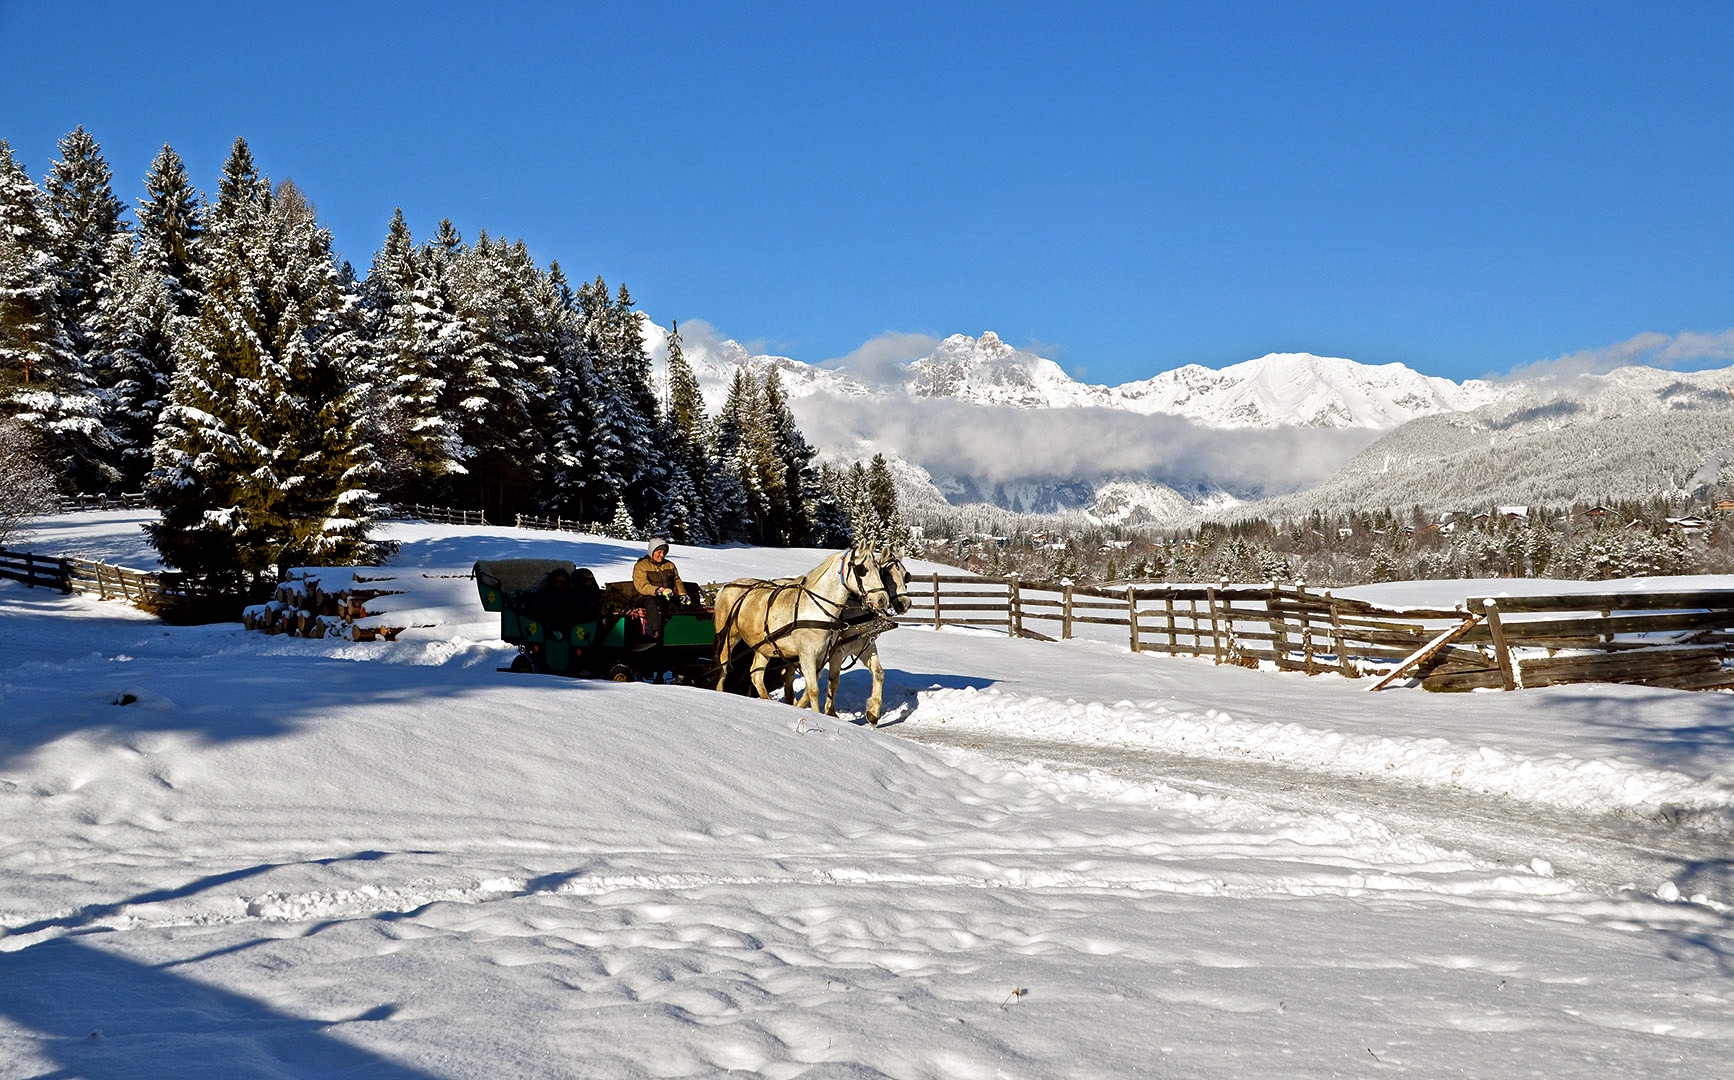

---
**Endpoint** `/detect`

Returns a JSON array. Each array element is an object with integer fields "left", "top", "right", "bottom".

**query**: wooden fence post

[
  {"left": 1207, "top": 583, "right": 1223, "bottom": 664},
  {"left": 1062, "top": 581, "right": 1074, "bottom": 640},
  {"left": 1268, "top": 582, "right": 1290, "bottom": 668},
  {"left": 1128, "top": 585, "right": 1141, "bottom": 653},
  {"left": 1008, "top": 573, "right": 1021, "bottom": 637},
  {"left": 1484, "top": 598, "right": 1518, "bottom": 690},
  {"left": 932, "top": 572, "right": 942, "bottom": 630},
  {"left": 1296, "top": 582, "right": 1316, "bottom": 674},
  {"left": 1221, "top": 577, "right": 1236, "bottom": 660},
  {"left": 1326, "top": 591, "right": 1353, "bottom": 677}
]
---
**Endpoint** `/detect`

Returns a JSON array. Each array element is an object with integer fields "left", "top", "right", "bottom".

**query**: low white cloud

[
  {"left": 1503, "top": 329, "right": 1734, "bottom": 382},
  {"left": 824, "top": 332, "right": 941, "bottom": 389},
  {"left": 791, "top": 393, "right": 1376, "bottom": 496}
]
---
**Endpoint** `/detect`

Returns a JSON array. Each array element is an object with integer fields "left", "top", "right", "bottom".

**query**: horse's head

[
  {"left": 841, "top": 544, "right": 892, "bottom": 613},
  {"left": 875, "top": 545, "right": 911, "bottom": 615}
]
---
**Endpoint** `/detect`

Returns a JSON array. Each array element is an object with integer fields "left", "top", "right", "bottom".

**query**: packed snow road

[{"left": 875, "top": 628, "right": 1734, "bottom": 913}]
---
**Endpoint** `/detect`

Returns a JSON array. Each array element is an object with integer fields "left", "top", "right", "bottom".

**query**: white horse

[
  {"left": 818, "top": 549, "right": 911, "bottom": 726},
  {"left": 713, "top": 546, "right": 890, "bottom": 710}
]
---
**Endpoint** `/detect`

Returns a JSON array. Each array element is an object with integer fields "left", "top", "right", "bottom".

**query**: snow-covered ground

[{"left": 3, "top": 513, "right": 1733, "bottom": 1077}]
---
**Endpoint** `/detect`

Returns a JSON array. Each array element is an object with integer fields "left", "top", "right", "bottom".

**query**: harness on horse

[{"left": 716, "top": 553, "right": 875, "bottom": 654}]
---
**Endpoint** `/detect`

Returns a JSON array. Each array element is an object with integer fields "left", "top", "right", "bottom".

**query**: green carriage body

[{"left": 474, "top": 558, "right": 717, "bottom": 683}]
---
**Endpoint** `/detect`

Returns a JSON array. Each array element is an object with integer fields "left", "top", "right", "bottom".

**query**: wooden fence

[
  {"left": 2, "top": 546, "right": 171, "bottom": 607},
  {"left": 54, "top": 493, "right": 148, "bottom": 512},
  {"left": 383, "top": 504, "right": 490, "bottom": 527},
  {"left": 899, "top": 574, "right": 1734, "bottom": 692},
  {"left": 0, "top": 548, "right": 71, "bottom": 591}
]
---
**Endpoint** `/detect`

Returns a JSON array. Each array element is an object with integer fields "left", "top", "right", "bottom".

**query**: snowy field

[{"left": 3, "top": 513, "right": 1734, "bottom": 1078}]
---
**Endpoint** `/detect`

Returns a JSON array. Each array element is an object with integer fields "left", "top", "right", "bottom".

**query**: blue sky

[{"left": 2, "top": 1, "right": 1731, "bottom": 384}]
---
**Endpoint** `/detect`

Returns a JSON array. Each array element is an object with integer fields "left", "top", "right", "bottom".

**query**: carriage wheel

[
  {"left": 608, "top": 664, "right": 636, "bottom": 682},
  {"left": 509, "top": 653, "right": 534, "bottom": 674}
]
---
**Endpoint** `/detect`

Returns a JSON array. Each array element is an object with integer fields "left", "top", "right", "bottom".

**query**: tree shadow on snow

[
  {"left": 0, "top": 632, "right": 618, "bottom": 770},
  {"left": 1, "top": 851, "right": 397, "bottom": 942},
  {"left": 0, "top": 934, "right": 436, "bottom": 1079},
  {"left": 1544, "top": 686, "right": 1734, "bottom": 776},
  {"left": 387, "top": 532, "right": 638, "bottom": 573}
]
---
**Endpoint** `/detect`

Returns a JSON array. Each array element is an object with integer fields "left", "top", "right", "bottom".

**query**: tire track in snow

[{"left": 893, "top": 717, "right": 1734, "bottom": 912}]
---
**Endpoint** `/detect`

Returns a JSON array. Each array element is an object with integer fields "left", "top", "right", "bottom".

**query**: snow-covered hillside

[
  {"left": 4, "top": 512, "right": 1734, "bottom": 1076},
  {"left": 1107, "top": 351, "right": 1502, "bottom": 428},
  {"left": 1246, "top": 364, "right": 1734, "bottom": 517}
]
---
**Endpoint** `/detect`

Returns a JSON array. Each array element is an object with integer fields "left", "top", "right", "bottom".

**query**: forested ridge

[{"left": 0, "top": 129, "right": 903, "bottom": 585}]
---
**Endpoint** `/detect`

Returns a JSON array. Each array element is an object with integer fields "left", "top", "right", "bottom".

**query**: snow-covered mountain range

[
  {"left": 643, "top": 322, "right": 1734, "bottom": 526},
  {"left": 647, "top": 325, "right": 1499, "bottom": 430}
]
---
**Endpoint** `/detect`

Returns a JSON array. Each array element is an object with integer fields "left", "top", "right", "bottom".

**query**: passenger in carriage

[
  {"left": 570, "top": 568, "right": 603, "bottom": 622},
  {"left": 631, "top": 538, "right": 689, "bottom": 638},
  {"left": 535, "top": 567, "right": 602, "bottom": 634}
]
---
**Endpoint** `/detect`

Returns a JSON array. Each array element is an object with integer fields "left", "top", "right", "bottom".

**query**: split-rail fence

[{"left": 899, "top": 573, "right": 1734, "bottom": 692}]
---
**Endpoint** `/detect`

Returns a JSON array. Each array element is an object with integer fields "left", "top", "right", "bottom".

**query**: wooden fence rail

[
  {"left": 896, "top": 574, "right": 1734, "bottom": 692},
  {"left": 382, "top": 504, "right": 490, "bottom": 527},
  {"left": 53, "top": 493, "right": 148, "bottom": 512},
  {"left": 1, "top": 547, "right": 166, "bottom": 605},
  {"left": 0, "top": 548, "right": 71, "bottom": 591}
]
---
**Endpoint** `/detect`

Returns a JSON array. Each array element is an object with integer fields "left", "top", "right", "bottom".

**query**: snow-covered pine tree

[
  {"left": 863, "top": 452, "right": 911, "bottom": 551},
  {"left": 88, "top": 235, "right": 176, "bottom": 491},
  {"left": 262, "top": 180, "right": 379, "bottom": 571},
  {"left": 575, "top": 276, "right": 661, "bottom": 526},
  {"left": 147, "top": 140, "right": 377, "bottom": 583},
  {"left": 43, "top": 127, "right": 127, "bottom": 365},
  {"left": 359, "top": 208, "right": 463, "bottom": 502},
  {"left": 543, "top": 262, "right": 600, "bottom": 521},
  {"left": 0, "top": 140, "right": 71, "bottom": 394},
  {"left": 656, "top": 320, "right": 712, "bottom": 543},
  {"left": 0, "top": 139, "right": 110, "bottom": 491},
  {"left": 761, "top": 369, "right": 815, "bottom": 544},
  {"left": 707, "top": 368, "right": 758, "bottom": 542},
  {"left": 134, "top": 144, "right": 203, "bottom": 318},
  {"left": 839, "top": 460, "right": 873, "bottom": 539},
  {"left": 734, "top": 369, "right": 783, "bottom": 544},
  {"left": 441, "top": 230, "right": 547, "bottom": 519},
  {"left": 606, "top": 282, "right": 667, "bottom": 527},
  {"left": 39, "top": 127, "right": 129, "bottom": 491},
  {"left": 811, "top": 462, "right": 855, "bottom": 547},
  {"left": 144, "top": 139, "right": 263, "bottom": 585}
]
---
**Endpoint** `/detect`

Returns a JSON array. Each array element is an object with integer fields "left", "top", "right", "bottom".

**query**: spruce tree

[
  {"left": 658, "top": 320, "right": 713, "bottom": 542},
  {"left": 134, "top": 143, "right": 203, "bottom": 319},
  {"left": 148, "top": 140, "right": 376, "bottom": 583},
  {"left": 440, "top": 230, "right": 546, "bottom": 519},
  {"left": 762, "top": 369, "right": 814, "bottom": 544},
  {"left": 708, "top": 368, "right": 758, "bottom": 541},
  {"left": 88, "top": 236, "right": 176, "bottom": 490},
  {"left": 43, "top": 126, "right": 127, "bottom": 363},
  {"left": 0, "top": 140, "right": 73, "bottom": 392},
  {"left": 545, "top": 264, "right": 599, "bottom": 521},
  {"left": 1, "top": 138, "right": 111, "bottom": 490},
  {"left": 360, "top": 208, "right": 462, "bottom": 500},
  {"left": 576, "top": 275, "right": 662, "bottom": 526}
]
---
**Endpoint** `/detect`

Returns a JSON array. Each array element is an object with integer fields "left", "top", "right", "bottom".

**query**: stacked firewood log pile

[{"left": 242, "top": 570, "right": 406, "bottom": 641}]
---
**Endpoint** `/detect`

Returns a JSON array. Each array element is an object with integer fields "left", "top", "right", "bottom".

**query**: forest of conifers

[{"left": 0, "top": 129, "right": 903, "bottom": 586}]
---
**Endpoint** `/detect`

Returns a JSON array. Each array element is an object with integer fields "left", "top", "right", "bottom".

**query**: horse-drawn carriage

[
  {"left": 476, "top": 546, "right": 912, "bottom": 722},
  {"left": 473, "top": 558, "right": 716, "bottom": 683}
]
